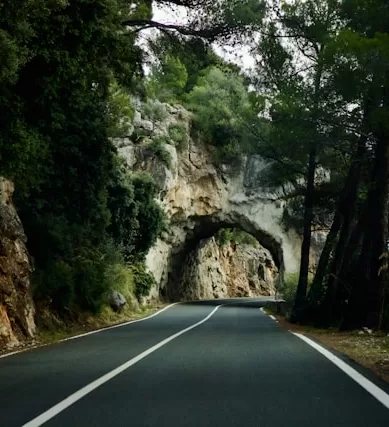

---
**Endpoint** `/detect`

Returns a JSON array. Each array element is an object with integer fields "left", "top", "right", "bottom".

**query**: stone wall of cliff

[
  {"left": 179, "top": 237, "right": 277, "bottom": 301},
  {"left": 0, "top": 178, "right": 35, "bottom": 349},
  {"left": 115, "top": 99, "right": 305, "bottom": 301}
]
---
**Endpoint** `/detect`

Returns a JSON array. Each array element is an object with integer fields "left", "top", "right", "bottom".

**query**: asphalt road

[{"left": 1, "top": 298, "right": 389, "bottom": 427}]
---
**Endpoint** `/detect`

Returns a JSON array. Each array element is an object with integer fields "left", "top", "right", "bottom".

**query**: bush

[
  {"left": 104, "top": 262, "right": 135, "bottom": 299},
  {"left": 216, "top": 228, "right": 259, "bottom": 248},
  {"left": 281, "top": 273, "right": 299, "bottom": 318},
  {"left": 185, "top": 67, "right": 252, "bottom": 146},
  {"left": 106, "top": 80, "right": 135, "bottom": 137},
  {"left": 282, "top": 273, "right": 298, "bottom": 304},
  {"left": 146, "top": 55, "right": 188, "bottom": 102},
  {"left": 141, "top": 99, "right": 169, "bottom": 122},
  {"left": 32, "top": 260, "right": 75, "bottom": 314},
  {"left": 130, "top": 263, "right": 156, "bottom": 299},
  {"left": 214, "top": 142, "right": 243, "bottom": 170},
  {"left": 148, "top": 137, "right": 172, "bottom": 167},
  {"left": 32, "top": 241, "right": 126, "bottom": 315},
  {"left": 168, "top": 123, "right": 188, "bottom": 151},
  {"left": 107, "top": 170, "right": 167, "bottom": 260},
  {"left": 131, "top": 173, "right": 168, "bottom": 257}
]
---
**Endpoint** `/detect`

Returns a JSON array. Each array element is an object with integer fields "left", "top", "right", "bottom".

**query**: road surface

[{"left": 1, "top": 298, "right": 389, "bottom": 426}]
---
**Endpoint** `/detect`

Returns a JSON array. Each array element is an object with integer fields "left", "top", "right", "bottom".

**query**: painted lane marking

[
  {"left": 293, "top": 333, "right": 389, "bottom": 410},
  {"left": 259, "top": 307, "right": 277, "bottom": 321},
  {"left": 0, "top": 303, "right": 178, "bottom": 360},
  {"left": 22, "top": 305, "right": 222, "bottom": 427}
]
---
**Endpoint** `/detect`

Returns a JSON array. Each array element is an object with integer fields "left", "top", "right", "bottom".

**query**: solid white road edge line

[
  {"left": 293, "top": 332, "right": 389, "bottom": 410},
  {"left": 259, "top": 307, "right": 277, "bottom": 322},
  {"left": 61, "top": 302, "right": 179, "bottom": 342},
  {"left": 22, "top": 305, "right": 222, "bottom": 427},
  {"left": 0, "top": 303, "right": 178, "bottom": 360}
]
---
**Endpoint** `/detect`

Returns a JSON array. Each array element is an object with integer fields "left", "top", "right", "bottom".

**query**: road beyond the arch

[{"left": 1, "top": 298, "right": 389, "bottom": 427}]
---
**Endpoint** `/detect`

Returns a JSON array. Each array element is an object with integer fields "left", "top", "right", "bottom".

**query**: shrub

[
  {"left": 106, "top": 80, "right": 135, "bottom": 137},
  {"left": 185, "top": 67, "right": 251, "bottom": 144},
  {"left": 168, "top": 123, "right": 188, "bottom": 151},
  {"left": 146, "top": 55, "right": 188, "bottom": 102},
  {"left": 32, "top": 260, "right": 75, "bottom": 314},
  {"left": 282, "top": 273, "right": 298, "bottom": 304},
  {"left": 108, "top": 171, "right": 167, "bottom": 260},
  {"left": 130, "top": 263, "right": 156, "bottom": 299},
  {"left": 104, "top": 262, "right": 135, "bottom": 299},
  {"left": 32, "top": 241, "right": 126, "bottom": 315},
  {"left": 148, "top": 137, "right": 172, "bottom": 167},
  {"left": 131, "top": 173, "right": 168, "bottom": 257},
  {"left": 214, "top": 142, "right": 243, "bottom": 170},
  {"left": 216, "top": 228, "right": 233, "bottom": 246},
  {"left": 141, "top": 99, "right": 169, "bottom": 122},
  {"left": 216, "top": 228, "right": 259, "bottom": 248}
]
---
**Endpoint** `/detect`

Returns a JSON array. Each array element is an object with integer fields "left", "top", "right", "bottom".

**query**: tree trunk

[
  {"left": 317, "top": 137, "right": 366, "bottom": 326},
  {"left": 290, "top": 59, "right": 323, "bottom": 323},
  {"left": 341, "top": 129, "right": 389, "bottom": 329},
  {"left": 290, "top": 144, "right": 316, "bottom": 322},
  {"left": 307, "top": 209, "right": 341, "bottom": 306},
  {"left": 365, "top": 133, "right": 389, "bottom": 329}
]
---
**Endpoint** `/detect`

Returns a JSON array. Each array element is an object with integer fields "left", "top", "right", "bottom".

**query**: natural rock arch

[
  {"left": 116, "top": 101, "right": 305, "bottom": 301},
  {"left": 164, "top": 213, "right": 285, "bottom": 300}
]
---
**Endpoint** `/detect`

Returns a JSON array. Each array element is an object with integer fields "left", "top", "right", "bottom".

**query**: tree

[
  {"left": 124, "top": 0, "right": 265, "bottom": 40},
  {"left": 147, "top": 54, "right": 188, "bottom": 101},
  {"left": 250, "top": 0, "right": 344, "bottom": 322},
  {"left": 327, "top": 0, "right": 389, "bottom": 330},
  {"left": 0, "top": 0, "right": 167, "bottom": 313},
  {"left": 185, "top": 66, "right": 255, "bottom": 164}
]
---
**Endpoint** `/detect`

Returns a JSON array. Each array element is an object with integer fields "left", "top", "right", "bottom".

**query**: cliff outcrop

[{"left": 0, "top": 178, "right": 35, "bottom": 349}]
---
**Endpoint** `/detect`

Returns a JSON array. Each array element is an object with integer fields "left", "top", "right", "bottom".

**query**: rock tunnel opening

[{"left": 164, "top": 214, "right": 285, "bottom": 301}]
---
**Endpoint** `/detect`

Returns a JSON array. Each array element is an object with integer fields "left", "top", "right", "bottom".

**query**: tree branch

[{"left": 122, "top": 19, "right": 231, "bottom": 40}]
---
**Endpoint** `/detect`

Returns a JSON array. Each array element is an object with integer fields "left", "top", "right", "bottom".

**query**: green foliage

[
  {"left": 103, "top": 262, "right": 135, "bottom": 300},
  {"left": 108, "top": 170, "right": 167, "bottom": 261},
  {"left": 168, "top": 123, "right": 188, "bottom": 151},
  {"left": 131, "top": 173, "right": 168, "bottom": 256},
  {"left": 184, "top": 66, "right": 256, "bottom": 165},
  {"left": 32, "top": 241, "right": 125, "bottom": 314},
  {"left": 186, "top": 67, "right": 251, "bottom": 142},
  {"left": 148, "top": 137, "right": 172, "bottom": 168},
  {"left": 0, "top": 0, "right": 168, "bottom": 316},
  {"left": 216, "top": 228, "right": 259, "bottom": 247},
  {"left": 141, "top": 99, "right": 169, "bottom": 122},
  {"left": 130, "top": 263, "right": 156, "bottom": 299},
  {"left": 147, "top": 36, "right": 223, "bottom": 95},
  {"left": 106, "top": 80, "right": 135, "bottom": 137},
  {"left": 282, "top": 273, "right": 299, "bottom": 309},
  {"left": 147, "top": 55, "right": 188, "bottom": 102},
  {"left": 213, "top": 141, "right": 243, "bottom": 169}
]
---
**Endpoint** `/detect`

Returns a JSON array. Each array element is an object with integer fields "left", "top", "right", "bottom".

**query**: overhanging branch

[{"left": 122, "top": 19, "right": 230, "bottom": 40}]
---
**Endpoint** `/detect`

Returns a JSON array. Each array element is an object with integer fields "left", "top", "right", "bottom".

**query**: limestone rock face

[
  {"left": 115, "top": 100, "right": 311, "bottom": 301},
  {"left": 0, "top": 178, "right": 35, "bottom": 349},
  {"left": 179, "top": 238, "right": 278, "bottom": 301}
]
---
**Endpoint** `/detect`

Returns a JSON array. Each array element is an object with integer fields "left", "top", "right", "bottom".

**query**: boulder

[{"left": 109, "top": 291, "right": 127, "bottom": 313}]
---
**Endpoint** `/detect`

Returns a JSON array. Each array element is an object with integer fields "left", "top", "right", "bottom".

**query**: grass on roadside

[
  {"left": 271, "top": 312, "right": 389, "bottom": 384},
  {"left": 0, "top": 302, "right": 167, "bottom": 356},
  {"left": 37, "top": 303, "right": 165, "bottom": 344}
]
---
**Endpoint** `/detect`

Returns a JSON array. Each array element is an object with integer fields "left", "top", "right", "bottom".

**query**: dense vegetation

[
  {"left": 1, "top": 0, "right": 389, "bottom": 331},
  {"left": 144, "top": 0, "right": 389, "bottom": 331},
  {"left": 0, "top": 0, "right": 165, "bottom": 316}
]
